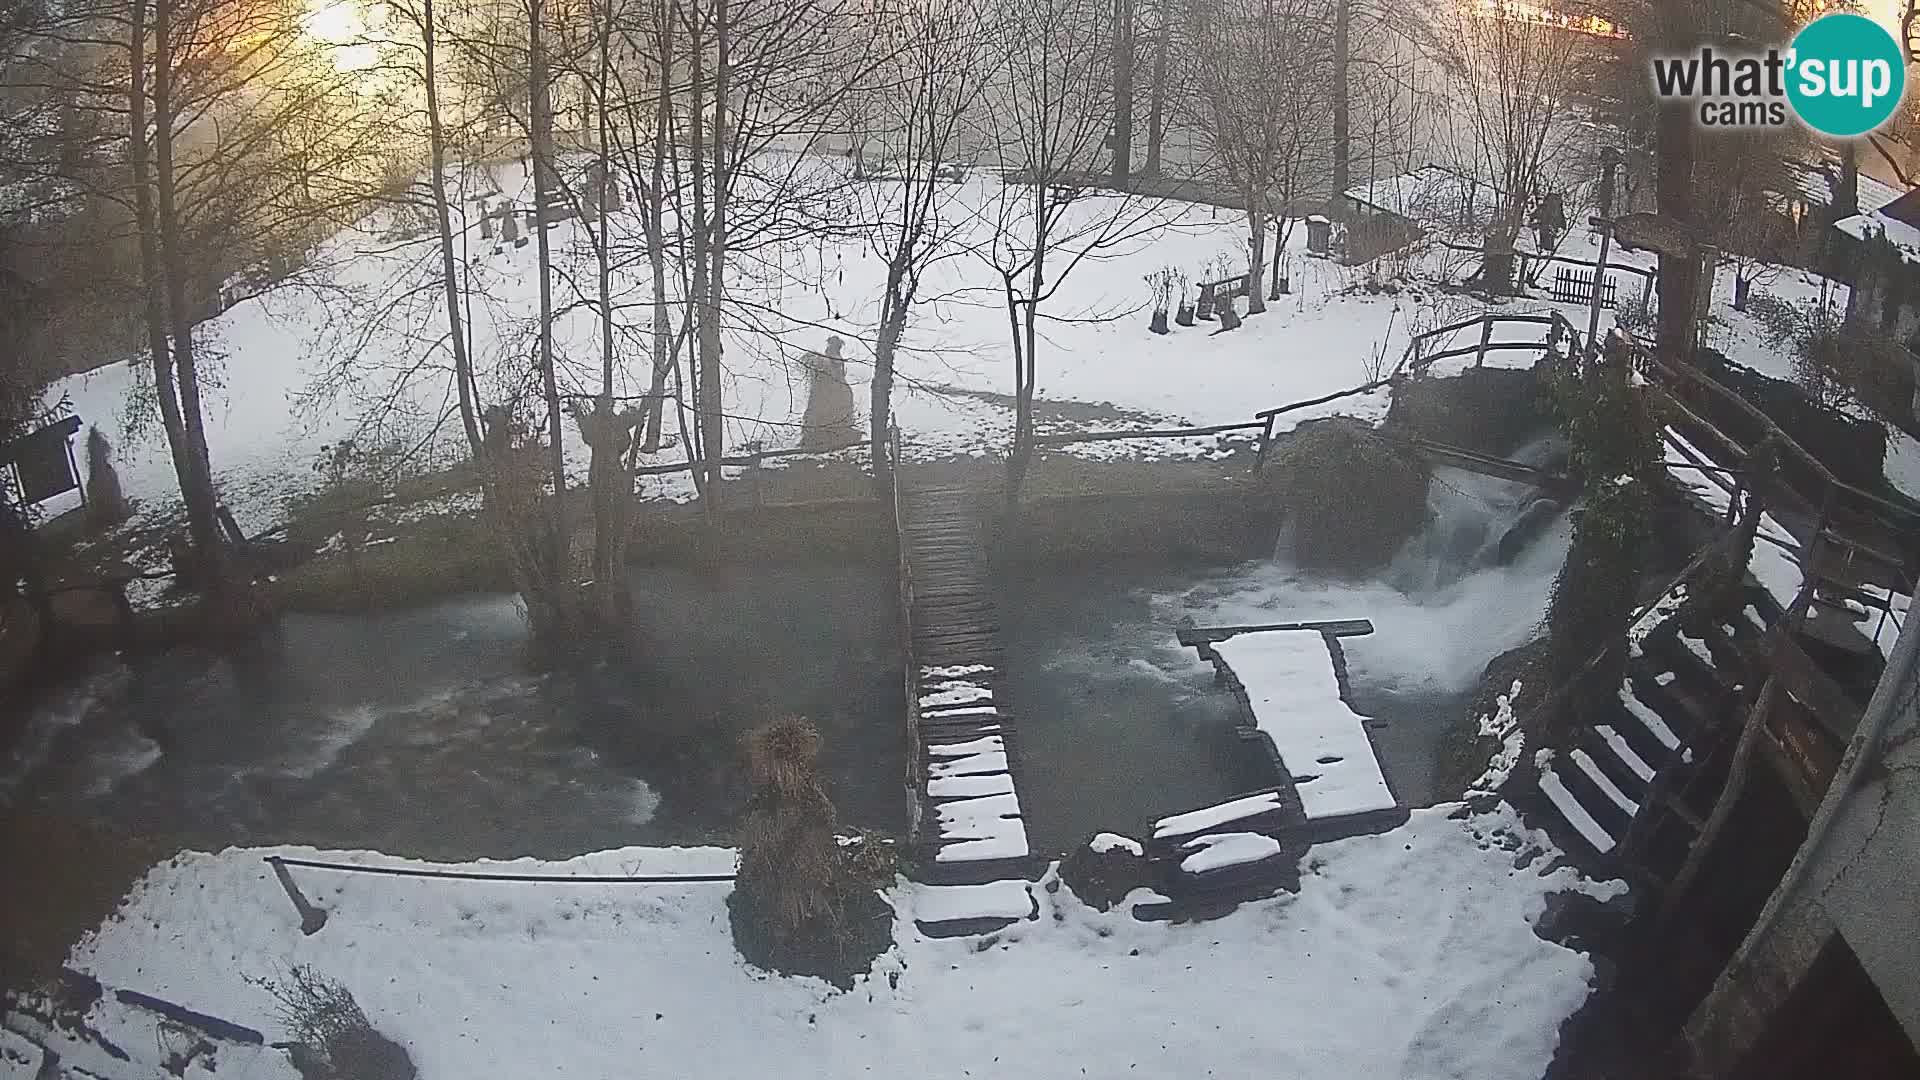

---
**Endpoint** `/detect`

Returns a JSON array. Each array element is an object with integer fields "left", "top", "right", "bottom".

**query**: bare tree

[
  {"left": 854, "top": 0, "right": 1001, "bottom": 491},
  {"left": 1180, "top": 0, "right": 1333, "bottom": 314},
  {"left": 979, "top": 0, "right": 1161, "bottom": 507},
  {"left": 1141, "top": 0, "right": 1170, "bottom": 178},
  {"left": 1110, "top": 0, "right": 1134, "bottom": 184},
  {"left": 1430, "top": 2, "right": 1583, "bottom": 293}
]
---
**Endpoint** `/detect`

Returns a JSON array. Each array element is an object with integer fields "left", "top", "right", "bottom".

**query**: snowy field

[
  {"left": 68, "top": 804, "right": 1620, "bottom": 1080},
  {"left": 44, "top": 158, "right": 1610, "bottom": 535}
]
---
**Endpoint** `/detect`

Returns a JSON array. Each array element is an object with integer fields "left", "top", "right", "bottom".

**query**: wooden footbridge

[{"left": 885, "top": 436, "right": 1041, "bottom": 935}]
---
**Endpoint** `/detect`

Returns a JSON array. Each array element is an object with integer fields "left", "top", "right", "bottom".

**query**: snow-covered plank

[
  {"left": 1210, "top": 632, "right": 1396, "bottom": 820},
  {"left": 935, "top": 792, "right": 1022, "bottom": 828},
  {"left": 1570, "top": 750, "right": 1639, "bottom": 816},
  {"left": 921, "top": 664, "right": 993, "bottom": 680},
  {"left": 1151, "top": 791, "right": 1285, "bottom": 840},
  {"left": 927, "top": 751, "right": 1009, "bottom": 778},
  {"left": 913, "top": 881, "right": 1034, "bottom": 923},
  {"left": 1630, "top": 580, "right": 1688, "bottom": 655},
  {"left": 1540, "top": 768, "right": 1616, "bottom": 853},
  {"left": 927, "top": 772, "right": 1015, "bottom": 800},
  {"left": 1618, "top": 687, "right": 1680, "bottom": 750},
  {"left": 1679, "top": 634, "right": 1715, "bottom": 668},
  {"left": 919, "top": 682, "right": 993, "bottom": 709},
  {"left": 933, "top": 815, "right": 1030, "bottom": 862},
  {"left": 920, "top": 704, "right": 998, "bottom": 720},
  {"left": 1594, "top": 725, "right": 1655, "bottom": 783},
  {"left": 1178, "top": 832, "right": 1284, "bottom": 875},
  {"left": 927, "top": 735, "right": 1003, "bottom": 758}
]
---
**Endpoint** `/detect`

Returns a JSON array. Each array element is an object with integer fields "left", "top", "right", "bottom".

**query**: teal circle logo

[{"left": 1786, "top": 13, "right": 1906, "bottom": 138}]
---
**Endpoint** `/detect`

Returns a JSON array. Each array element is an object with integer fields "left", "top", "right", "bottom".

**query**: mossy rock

[
  {"left": 1058, "top": 834, "right": 1151, "bottom": 912},
  {"left": 1384, "top": 367, "right": 1550, "bottom": 455},
  {"left": 1263, "top": 419, "right": 1430, "bottom": 575}
]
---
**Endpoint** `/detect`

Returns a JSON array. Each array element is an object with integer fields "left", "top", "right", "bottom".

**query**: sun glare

[{"left": 303, "top": 0, "right": 378, "bottom": 71}]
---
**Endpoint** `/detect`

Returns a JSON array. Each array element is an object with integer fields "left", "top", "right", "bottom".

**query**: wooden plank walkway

[
  {"left": 898, "top": 484, "right": 1038, "bottom": 933},
  {"left": 1135, "top": 623, "right": 1410, "bottom": 919}
]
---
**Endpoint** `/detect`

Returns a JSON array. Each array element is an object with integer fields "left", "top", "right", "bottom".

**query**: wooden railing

[
  {"left": 885, "top": 419, "right": 925, "bottom": 844},
  {"left": 1637, "top": 339, "right": 1920, "bottom": 594},
  {"left": 1250, "top": 311, "right": 1583, "bottom": 464}
]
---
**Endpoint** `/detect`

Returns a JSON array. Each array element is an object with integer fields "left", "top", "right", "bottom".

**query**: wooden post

[
  {"left": 1586, "top": 216, "right": 1615, "bottom": 358},
  {"left": 1475, "top": 318, "right": 1493, "bottom": 368},
  {"left": 1255, "top": 413, "right": 1277, "bottom": 466},
  {"left": 265, "top": 857, "right": 329, "bottom": 935}
]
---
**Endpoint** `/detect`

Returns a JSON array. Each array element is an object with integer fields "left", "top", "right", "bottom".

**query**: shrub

[
  {"left": 729, "top": 718, "right": 892, "bottom": 988},
  {"left": 260, "top": 966, "right": 414, "bottom": 1080},
  {"left": 1541, "top": 350, "right": 1659, "bottom": 741}
]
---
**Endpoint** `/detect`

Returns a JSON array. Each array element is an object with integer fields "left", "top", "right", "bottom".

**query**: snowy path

[{"left": 70, "top": 806, "right": 1618, "bottom": 1080}]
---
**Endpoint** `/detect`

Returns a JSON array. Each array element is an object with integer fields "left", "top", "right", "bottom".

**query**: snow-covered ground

[
  {"left": 44, "top": 160, "right": 1609, "bottom": 536},
  {"left": 68, "top": 804, "right": 1619, "bottom": 1080}
]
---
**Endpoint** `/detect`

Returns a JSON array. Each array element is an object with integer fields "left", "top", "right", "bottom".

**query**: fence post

[
  {"left": 1476, "top": 318, "right": 1493, "bottom": 368},
  {"left": 1641, "top": 270, "right": 1655, "bottom": 315}
]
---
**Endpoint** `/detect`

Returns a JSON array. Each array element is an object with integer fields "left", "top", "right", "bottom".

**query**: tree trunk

[
  {"left": 422, "top": 0, "right": 482, "bottom": 460},
  {"left": 127, "top": 0, "right": 196, "bottom": 564},
  {"left": 1143, "top": 0, "right": 1167, "bottom": 179},
  {"left": 1655, "top": 102, "right": 1698, "bottom": 365},
  {"left": 640, "top": 0, "right": 675, "bottom": 453},
  {"left": 530, "top": 0, "right": 569, "bottom": 605},
  {"left": 1332, "top": 0, "right": 1351, "bottom": 205},
  {"left": 1246, "top": 201, "right": 1268, "bottom": 315},
  {"left": 699, "top": 0, "right": 731, "bottom": 507},
  {"left": 152, "top": 0, "right": 241, "bottom": 618},
  {"left": 871, "top": 259, "right": 909, "bottom": 496},
  {"left": 685, "top": 0, "right": 716, "bottom": 505},
  {"left": 1006, "top": 190, "right": 1045, "bottom": 510},
  {"left": 588, "top": 0, "right": 629, "bottom": 627},
  {"left": 1110, "top": 0, "right": 1133, "bottom": 185}
]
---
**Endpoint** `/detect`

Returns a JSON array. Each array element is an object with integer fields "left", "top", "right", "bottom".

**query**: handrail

[
  {"left": 1029, "top": 419, "right": 1267, "bottom": 447},
  {"left": 631, "top": 436, "right": 875, "bottom": 478},
  {"left": 1640, "top": 344, "right": 1920, "bottom": 530}
]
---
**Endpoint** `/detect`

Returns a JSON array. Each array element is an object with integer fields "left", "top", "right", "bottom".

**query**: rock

[
  {"left": 1262, "top": 418, "right": 1430, "bottom": 575},
  {"left": 1495, "top": 498, "right": 1564, "bottom": 565},
  {"left": 1532, "top": 888, "right": 1639, "bottom": 955},
  {"left": 1058, "top": 833, "right": 1152, "bottom": 912}
]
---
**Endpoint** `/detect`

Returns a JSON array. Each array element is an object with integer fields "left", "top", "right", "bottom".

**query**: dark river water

[
  {"left": 4, "top": 461, "right": 1569, "bottom": 860},
  {"left": 2, "top": 565, "right": 906, "bottom": 860}
]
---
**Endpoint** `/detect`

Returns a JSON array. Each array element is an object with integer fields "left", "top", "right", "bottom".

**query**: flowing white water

[{"left": 1157, "top": 455, "right": 1573, "bottom": 698}]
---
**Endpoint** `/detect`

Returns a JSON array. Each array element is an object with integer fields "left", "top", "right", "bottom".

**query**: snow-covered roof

[
  {"left": 1343, "top": 165, "right": 1501, "bottom": 232},
  {"left": 1783, "top": 159, "right": 1904, "bottom": 216},
  {"left": 1210, "top": 631, "right": 1397, "bottom": 820},
  {"left": 1835, "top": 204, "right": 1920, "bottom": 265}
]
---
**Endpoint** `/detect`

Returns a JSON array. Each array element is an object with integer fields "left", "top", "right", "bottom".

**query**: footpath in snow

[{"left": 63, "top": 805, "right": 1619, "bottom": 1080}]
